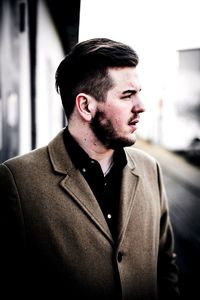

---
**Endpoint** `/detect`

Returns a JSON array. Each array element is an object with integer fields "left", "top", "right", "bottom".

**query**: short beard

[{"left": 90, "top": 110, "right": 136, "bottom": 149}]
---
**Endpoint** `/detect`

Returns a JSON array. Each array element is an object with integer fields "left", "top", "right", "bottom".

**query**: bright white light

[{"left": 79, "top": 0, "right": 200, "bottom": 149}]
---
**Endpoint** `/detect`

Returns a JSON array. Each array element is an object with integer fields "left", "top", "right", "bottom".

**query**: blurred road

[{"left": 135, "top": 139, "right": 200, "bottom": 300}]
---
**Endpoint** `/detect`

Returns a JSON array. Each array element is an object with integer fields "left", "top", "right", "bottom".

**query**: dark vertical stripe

[{"left": 27, "top": 0, "right": 37, "bottom": 149}]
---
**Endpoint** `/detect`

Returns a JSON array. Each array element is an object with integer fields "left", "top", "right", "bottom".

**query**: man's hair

[{"left": 55, "top": 38, "right": 139, "bottom": 119}]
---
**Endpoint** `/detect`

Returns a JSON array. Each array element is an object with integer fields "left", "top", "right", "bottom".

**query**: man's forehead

[
  {"left": 108, "top": 66, "right": 138, "bottom": 78},
  {"left": 108, "top": 67, "right": 140, "bottom": 89}
]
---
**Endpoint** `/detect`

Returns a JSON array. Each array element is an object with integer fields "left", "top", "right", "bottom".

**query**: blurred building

[
  {"left": 79, "top": 0, "right": 200, "bottom": 158},
  {"left": 152, "top": 48, "right": 200, "bottom": 152},
  {"left": 0, "top": 0, "right": 81, "bottom": 162}
]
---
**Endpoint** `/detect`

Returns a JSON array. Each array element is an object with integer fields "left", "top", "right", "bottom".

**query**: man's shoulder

[
  {"left": 124, "top": 145, "right": 157, "bottom": 168},
  {"left": 0, "top": 129, "right": 67, "bottom": 176},
  {"left": 1, "top": 129, "right": 65, "bottom": 169},
  {"left": 124, "top": 146, "right": 156, "bottom": 163},
  {"left": 1, "top": 145, "right": 48, "bottom": 172}
]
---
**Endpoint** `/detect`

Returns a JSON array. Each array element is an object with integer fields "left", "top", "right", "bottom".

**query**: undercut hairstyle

[{"left": 55, "top": 38, "right": 139, "bottom": 119}]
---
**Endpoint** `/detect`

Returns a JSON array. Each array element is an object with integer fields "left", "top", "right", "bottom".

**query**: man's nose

[{"left": 132, "top": 97, "right": 145, "bottom": 113}]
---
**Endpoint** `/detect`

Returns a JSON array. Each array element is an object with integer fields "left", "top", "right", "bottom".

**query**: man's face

[{"left": 90, "top": 67, "right": 145, "bottom": 149}]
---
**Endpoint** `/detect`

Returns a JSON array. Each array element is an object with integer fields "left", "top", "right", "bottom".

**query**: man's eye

[{"left": 121, "top": 94, "right": 132, "bottom": 99}]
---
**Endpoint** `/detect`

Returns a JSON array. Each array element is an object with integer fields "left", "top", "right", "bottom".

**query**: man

[{"left": 0, "top": 38, "right": 180, "bottom": 299}]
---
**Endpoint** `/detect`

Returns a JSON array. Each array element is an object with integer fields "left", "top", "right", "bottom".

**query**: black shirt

[{"left": 63, "top": 127, "right": 127, "bottom": 241}]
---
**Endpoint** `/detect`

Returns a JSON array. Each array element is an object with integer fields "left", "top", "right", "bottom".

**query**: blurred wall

[
  {"left": 0, "top": 0, "right": 80, "bottom": 162},
  {"left": 35, "top": 0, "right": 64, "bottom": 147}
]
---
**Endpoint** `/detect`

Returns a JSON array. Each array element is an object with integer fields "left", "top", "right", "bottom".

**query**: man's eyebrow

[{"left": 122, "top": 88, "right": 141, "bottom": 94}]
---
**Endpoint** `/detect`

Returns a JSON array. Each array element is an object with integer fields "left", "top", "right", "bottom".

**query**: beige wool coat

[{"left": 0, "top": 129, "right": 179, "bottom": 299}]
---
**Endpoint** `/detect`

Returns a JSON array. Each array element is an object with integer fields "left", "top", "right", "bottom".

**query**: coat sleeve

[
  {"left": 156, "top": 162, "right": 180, "bottom": 299},
  {"left": 0, "top": 163, "right": 26, "bottom": 295}
]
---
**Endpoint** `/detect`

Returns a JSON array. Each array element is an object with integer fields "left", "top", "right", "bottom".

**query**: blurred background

[{"left": 0, "top": 0, "right": 199, "bottom": 299}]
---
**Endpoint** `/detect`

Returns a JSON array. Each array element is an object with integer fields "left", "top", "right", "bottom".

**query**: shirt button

[
  {"left": 82, "top": 168, "right": 86, "bottom": 172},
  {"left": 117, "top": 252, "right": 123, "bottom": 263},
  {"left": 107, "top": 213, "right": 112, "bottom": 219},
  {"left": 91, "top": 160, "right": 95, "bottom": 164}
]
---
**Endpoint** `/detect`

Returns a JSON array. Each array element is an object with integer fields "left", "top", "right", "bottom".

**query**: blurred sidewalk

[{"left": 134, "top": 139, "right": 200, "bottom": 194}]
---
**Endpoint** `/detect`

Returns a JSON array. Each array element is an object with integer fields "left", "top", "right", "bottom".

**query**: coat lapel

[
  {"left": 117, "top": 149, "right": 140, "bottom": 245},
  {"left": 48, "top": 130, "right": 113, "bottom": 243},
  {"left": 60, "top": 169, "right": 113, "bottom": 242}
]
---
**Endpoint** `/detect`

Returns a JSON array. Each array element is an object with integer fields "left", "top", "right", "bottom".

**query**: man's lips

[
  {"left": 128, "top": 118, "right": 140, "bottom": 131},
  {"left": 128, "top": 118, "right": 139, "bottom": 126}
]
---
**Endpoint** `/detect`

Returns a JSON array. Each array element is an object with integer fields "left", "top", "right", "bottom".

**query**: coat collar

[
  {"left": 48, "top": 129, "right": 140, "bottom": 246},
  {"left": 48, "top": 129, "right": 73, "bottom": 175}
]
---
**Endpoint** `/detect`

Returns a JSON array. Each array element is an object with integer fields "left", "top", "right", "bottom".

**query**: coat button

[{"left": 117, "top": 251, "right": 123, "bottom": 262}]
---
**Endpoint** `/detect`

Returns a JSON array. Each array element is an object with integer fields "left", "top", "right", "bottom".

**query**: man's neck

[{"left": 68, "top": 125, "right": 114, "bottom": 173}]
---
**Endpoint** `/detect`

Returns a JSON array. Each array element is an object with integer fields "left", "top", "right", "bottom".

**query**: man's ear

[{"left": 75, "top": 93, "right": 95, "bottom": 121}]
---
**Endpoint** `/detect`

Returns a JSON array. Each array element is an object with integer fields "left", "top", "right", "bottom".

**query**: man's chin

[
  {"left": 109, "top": 135, "right": 137, "bottom": 149},
  {"left": 124, "top": 133, "right": 137, "bottom": 146},
  {"left": 131, "top": 134, "right": 137, "bottom": 145}
]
